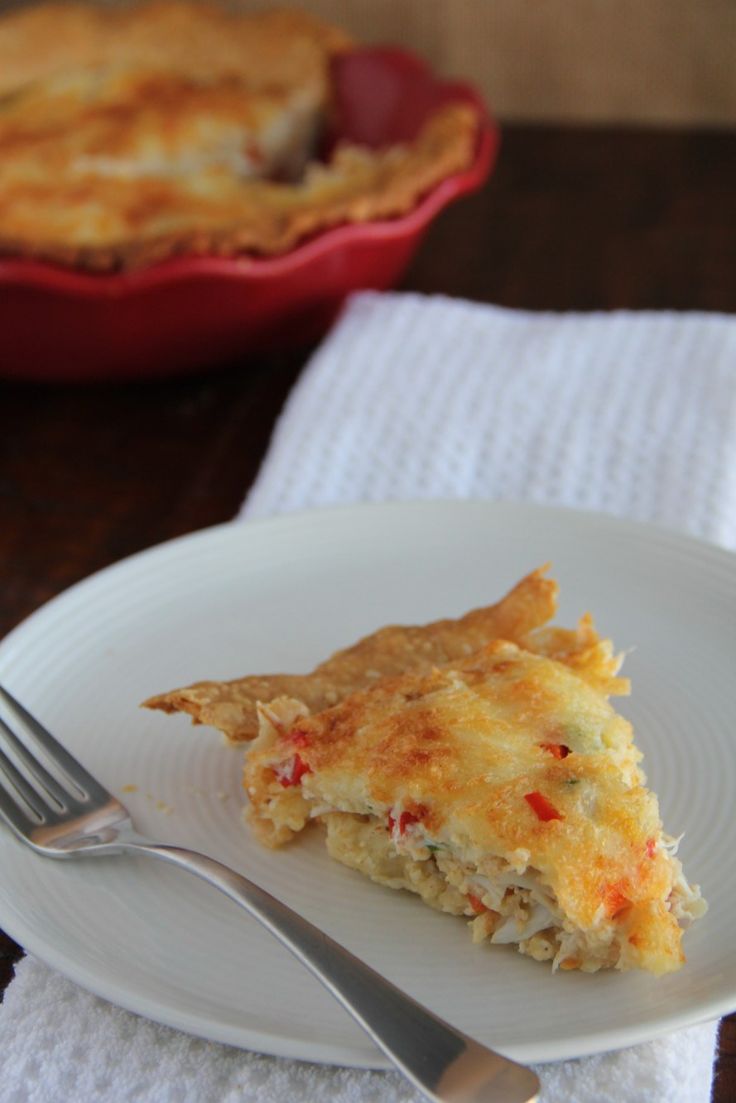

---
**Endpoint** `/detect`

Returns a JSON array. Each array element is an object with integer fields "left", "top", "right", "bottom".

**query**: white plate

[{"left": 0, "top": 500, "right": 734, "bottom": 1066}]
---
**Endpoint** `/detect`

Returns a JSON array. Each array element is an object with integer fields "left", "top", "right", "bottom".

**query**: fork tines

[{"left": 0, "top": 686, "right": 105, "bottom": 821}]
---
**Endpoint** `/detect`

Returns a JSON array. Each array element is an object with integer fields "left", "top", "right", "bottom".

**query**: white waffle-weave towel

[
  {"left": 2, "top": 291, "right": 734, "bottom": 1103},
  {"left": 243, "top": 293, "right": 736, "bottom": 545}
]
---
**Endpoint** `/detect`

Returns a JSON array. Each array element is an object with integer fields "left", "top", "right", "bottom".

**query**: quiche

[
  {"left": 0, "top": 0, "right": 479, "bottom": 271},
  {"left": 149, "top": 569, "right": 705, "bottom": 974}
]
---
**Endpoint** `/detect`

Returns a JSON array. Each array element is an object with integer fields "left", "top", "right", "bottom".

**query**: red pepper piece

[
  {"left": 277, "top": 753, "right": 311, "bottom": 788},
  {"left": 524, "top": 790, "right": 564, "bottom": 822},
  {"left": 290, "top": 729, "right": 311, "bottom": 749},
  {"left": 387, "top": 809, "right": 422, "bottom": 835},
  {"left": 540, "top": 742, "right": 571, "bottom": 759},
  {"left": 467, "top": 893, "right": 486, "bottom": 915}
]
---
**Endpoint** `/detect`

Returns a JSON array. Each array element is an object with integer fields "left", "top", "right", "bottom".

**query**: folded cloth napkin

[
  {"left": 3, "top": 292, "right": 734, "bottom": 1103},
  {"left": 243, "top": 293, "right": 736, "bottom": 547}
]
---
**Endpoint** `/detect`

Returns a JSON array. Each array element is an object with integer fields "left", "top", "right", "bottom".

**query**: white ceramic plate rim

[{"left": 0, "top": 499, "right": 733, "bottom": 1067}]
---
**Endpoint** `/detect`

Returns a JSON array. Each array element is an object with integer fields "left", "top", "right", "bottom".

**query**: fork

[{"left": 0, "top": 685, "right": 539, "bottom": 1103}]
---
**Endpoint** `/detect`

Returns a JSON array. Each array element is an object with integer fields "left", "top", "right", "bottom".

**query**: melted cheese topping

[{"left": 245, "top": 639, "right": 705, "bottom": 974}]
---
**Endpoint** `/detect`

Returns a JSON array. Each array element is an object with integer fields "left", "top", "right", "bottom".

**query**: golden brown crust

[
  {"left": 0, "top": 101, "right": 478, "bottom": 271},
  {"left": 144, "top": 567, "right": 560, "bottom": 741},
  {"left": 0, "top": 2, "right": 479, "bottom": 271},
  {"left": 0, "top": 2, "right": 353, "bottom": 97},
  {"left": 526, "top": 613, "right": 630, "bottom": 696},
  {"left": 149, "top": 565, "right": 704, "bottom": 972},
  {"left": 244, "top": 640, "right": 695, "bottom": 974}
]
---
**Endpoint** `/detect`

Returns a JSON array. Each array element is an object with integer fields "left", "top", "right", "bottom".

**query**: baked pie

[
  {"left": 0, "top": 1, "right": 480, "bottom": 270},
  {"left": 147, "top": 569, "right": 706, "bottom": 974}
]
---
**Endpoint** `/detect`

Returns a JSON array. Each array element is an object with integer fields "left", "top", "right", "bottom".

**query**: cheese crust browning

[
  {"left": 146, "top": 566, "right": 597, "bottom": 741},
  {"left": 0, "top": 1, "right": 479, "bottom": 270},
  {"left": 242, "top": 602, "right": 705, "bottom": 974}
]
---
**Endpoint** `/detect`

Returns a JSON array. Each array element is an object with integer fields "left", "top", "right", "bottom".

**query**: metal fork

[{"left": 0, "top": 685, "right": 539, "bottom": 1103}]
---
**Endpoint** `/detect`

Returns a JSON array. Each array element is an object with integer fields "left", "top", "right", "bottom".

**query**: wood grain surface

[{"left": 1, "top": 123, "right": 734, "bottom": 1096}]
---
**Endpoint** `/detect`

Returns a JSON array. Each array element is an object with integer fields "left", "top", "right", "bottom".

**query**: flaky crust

[
  {"left": 0, "top": 2, "right": 480, "bottom": 271},
  {"left": 0, "top": 102, "right": 479, "bottom": 271},
  {"left": 144, "top": 566, "right": 629, "bottom": 742},
  {"left": 0, "top": 2, "right": 353, "bottom": 97}
]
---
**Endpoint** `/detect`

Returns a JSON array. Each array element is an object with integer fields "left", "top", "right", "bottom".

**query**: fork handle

[{"left": 120, "top": 839, "right": 539, "bottom": 1103}]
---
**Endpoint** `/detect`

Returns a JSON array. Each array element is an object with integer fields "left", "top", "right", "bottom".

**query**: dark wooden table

[{"left": 1, "top": 123, "right": 735, "bottom": 1097}]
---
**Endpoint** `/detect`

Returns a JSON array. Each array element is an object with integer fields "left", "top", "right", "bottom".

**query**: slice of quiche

[{"left": 243, "top": 620, "right": 705, "bottom": 975}]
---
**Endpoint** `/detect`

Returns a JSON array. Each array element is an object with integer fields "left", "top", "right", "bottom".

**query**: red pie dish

[{"left": 0, "top": 48, "right": 498, "bottom": 383}]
